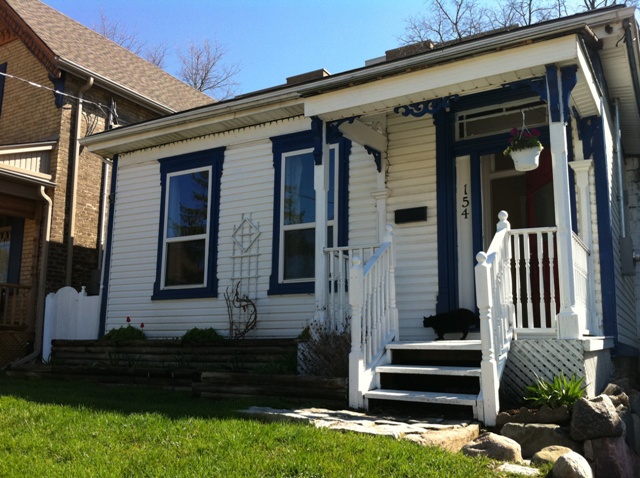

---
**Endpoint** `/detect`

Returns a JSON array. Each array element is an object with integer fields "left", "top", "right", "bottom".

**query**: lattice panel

[{"left": 501, "top": 339, "right": 585, "bottom": 406}]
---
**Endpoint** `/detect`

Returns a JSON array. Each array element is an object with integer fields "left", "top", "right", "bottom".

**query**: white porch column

[
  {"left": 314, "top": 122, "right": 330, "bottom": 320},
  {"left": 372, "top": 189, "right": 390, "bottom": 243},
  {"left": 569, "top": 159, "right": 599, "bottom": 334},
  {"left": 547, "top": 68, "right": 580, "bottom": 339},
  {"left": 568, "top": 160, "right": 594, "bottom": 250}
]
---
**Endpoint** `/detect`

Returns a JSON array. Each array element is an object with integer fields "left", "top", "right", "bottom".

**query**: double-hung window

[
  {"left": 270, "top": 129, "right": 349, "bottom": 295},
  {"left": 153, "top": 148, "right": 224, "bottom": 300}
]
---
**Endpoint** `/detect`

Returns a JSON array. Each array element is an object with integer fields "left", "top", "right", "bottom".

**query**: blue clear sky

[{"left": 44, "top": 0, "right": 428, "bottom": 95}]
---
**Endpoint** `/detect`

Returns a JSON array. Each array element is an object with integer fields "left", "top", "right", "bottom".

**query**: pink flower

[
  {"left": 126, "top": 316, "right": 131, "bottom": 323},
  {"left": 510, "top": 127, "right": 518, "bottom": 136},
  {"left": 531, "top": 128, "right": 541, "bottom": 136},
  {"left": 140, "top": 323, "right": 145, "bottom": 329}
]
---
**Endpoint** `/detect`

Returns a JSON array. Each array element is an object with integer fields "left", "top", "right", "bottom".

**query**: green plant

[
  {"left": 524, "top": 372, "right": 585, "bottom": 410},
  {"left": 503, "top": 127, "right": 542, "bottom": 157},
  {"left": 181, "top": 327, "right": 223, "bottom": 344},
  {"left": 101, "top": 316, "right": 146, "bottom": 341}
]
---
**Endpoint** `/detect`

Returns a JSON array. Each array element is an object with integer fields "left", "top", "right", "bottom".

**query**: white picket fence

[{"left": 42, "top": 286, "right": 100, "bottom": 361}]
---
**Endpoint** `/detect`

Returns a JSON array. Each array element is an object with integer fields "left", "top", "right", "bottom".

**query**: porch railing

[
  {"left": 509, "top": 226, "right": 558, "bottom": 335},
  {"left": 475, "top": 212, "right": 516, "bottom": 426},
  {"left": 0, "top": 283, "right": 34, "bottom": 331},
  {"left": 324, "top": 244, "right": 380, "bottom": 331},
  {"left": 346, "top": 225, "right": 398, "bottom": 408}
]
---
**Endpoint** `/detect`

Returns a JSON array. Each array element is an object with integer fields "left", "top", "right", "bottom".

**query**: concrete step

[
  {"left": 386, "top": 340, "right": 482, "bottom": 351},
  {"left": 365, "top": 388, "right": 479, "bottom": 407},
  {"left": 375, "top": 364, "right": 481, "bottom": 377}
]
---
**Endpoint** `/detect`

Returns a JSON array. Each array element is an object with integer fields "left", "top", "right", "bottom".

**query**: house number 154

[{"left": 461, "top": 184, "right": 470, "bottom": 219}]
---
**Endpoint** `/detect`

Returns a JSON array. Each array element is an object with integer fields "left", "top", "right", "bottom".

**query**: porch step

[
  {"left": 375, "top": 364, "right": 481, "bottom": 377},
  {"left": 386, "top": 340, "right": 482, "bottom": 351},
  {"left": 365, "top": 389, "right": 478, "bottom": 407}
]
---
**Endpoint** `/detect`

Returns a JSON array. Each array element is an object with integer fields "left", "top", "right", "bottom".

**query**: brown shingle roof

[{"left": 3, "top": 0, "right": 213, "bottom": 112}]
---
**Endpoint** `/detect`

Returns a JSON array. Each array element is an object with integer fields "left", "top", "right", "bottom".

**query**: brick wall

[{"left": 0, "top": 38, "right": 173, "bottom": 294}]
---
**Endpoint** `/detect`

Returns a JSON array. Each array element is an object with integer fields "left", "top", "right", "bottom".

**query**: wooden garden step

[
  {"left": 386, "top": 340, "right": 482, "bottom": 351},
  {"left": 365, "top": 389, "right": 479, "bottom": 407},
  {"left": 375, "top": 364, "right": 481, "bottom": 377}
]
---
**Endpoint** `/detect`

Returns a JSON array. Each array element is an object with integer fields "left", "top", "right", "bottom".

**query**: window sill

[{"left": 151, "top": 287, "right": 217, "bottom": 301}]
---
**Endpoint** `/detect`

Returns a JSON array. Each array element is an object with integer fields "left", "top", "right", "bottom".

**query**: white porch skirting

[{"left": 501, "top": 338, "right": 613, "bottom": 405}]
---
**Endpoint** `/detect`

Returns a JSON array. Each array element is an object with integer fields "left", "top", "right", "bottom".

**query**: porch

[{"left": 324, "top": 212, "right": 610, "bottom": 426}]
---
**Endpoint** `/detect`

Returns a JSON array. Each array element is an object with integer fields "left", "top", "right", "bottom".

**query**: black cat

[{"left": 422, "top": 308, "right": 479, "bottom": 340}]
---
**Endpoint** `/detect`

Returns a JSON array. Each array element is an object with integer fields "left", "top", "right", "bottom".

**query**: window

[
  {"left": 152, "top": 148, "right": 224, "bottom": 300},
  {"left": 269, "top": 130, "right": 349, "bottom": 295}
]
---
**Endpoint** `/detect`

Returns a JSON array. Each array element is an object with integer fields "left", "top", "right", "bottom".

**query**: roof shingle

[{"left": 4, "top": 0, "right": 213, "bottom": 112}]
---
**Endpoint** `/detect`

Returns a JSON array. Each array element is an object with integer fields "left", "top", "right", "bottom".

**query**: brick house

[{"left": 0, "top": 0, "right": 212, "bottom": 364}]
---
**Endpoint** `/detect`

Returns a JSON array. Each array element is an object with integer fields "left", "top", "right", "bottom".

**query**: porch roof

[{"left": 82, "top": 6, "right": 640, "bottom": 157}]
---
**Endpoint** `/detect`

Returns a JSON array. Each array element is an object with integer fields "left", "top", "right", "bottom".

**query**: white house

[{"left": 83, "top": 6, "right": 640, "bottom": 425}]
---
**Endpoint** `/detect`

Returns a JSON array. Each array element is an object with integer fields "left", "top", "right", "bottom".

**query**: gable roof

[{"left": 0, "top": 0, "right": 213, "bottom": 113}]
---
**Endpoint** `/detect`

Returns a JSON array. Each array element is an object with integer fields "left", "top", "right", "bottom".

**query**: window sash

[
  {"left": 161, "top": 166, "right": 212, "bottom": 289},
  {"left": 278, "top": 146, "right": 338, "bottom": 283}
]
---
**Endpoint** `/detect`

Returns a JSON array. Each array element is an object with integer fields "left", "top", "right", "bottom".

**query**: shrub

[
  {"left": 101, "top": 325, "right": 146, "bottom": 342},
  {"left": 181, "top": 327, "right": 223, "bottom": 344},
  {"left": 524, "top": 373, "right": 585, "bottom": 410},
  {"left": 298, "top": 318, "right": 350, "bottom": 378}
]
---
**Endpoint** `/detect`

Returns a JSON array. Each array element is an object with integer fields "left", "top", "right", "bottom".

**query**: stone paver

[{"left": 240, "top": 406, "right": 479, "bottom": 451}]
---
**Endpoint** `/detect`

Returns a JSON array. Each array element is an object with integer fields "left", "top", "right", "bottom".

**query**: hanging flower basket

[
  {"left": 510, "top": 146, "right": 543, "bottom": 172},
  {"left": 504, "top": 127, "right": 543, "bottom": 172}
]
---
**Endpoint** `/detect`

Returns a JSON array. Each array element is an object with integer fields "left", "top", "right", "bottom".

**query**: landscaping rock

[
  {"left": 629, "top": 389, "right": 640, "bottom": 415},
  {"left": 501, "top": 423, "right": 582, "bottom": 458},
  {"left": 589, "top": 436, "right": 640, "bottom": 478},
  {"left": 552, "top": 451, "right": 593, "bottom": 478},
  {"left": 496, "top": 463, "right": 540, "bottom": 476},
  {"left": 461, "top": 432, "right": 523, "bottom": 462},
  {"left": 403, "top": 423, "right": 480, "bottom": 453},
  {"left": 531, "top": 445, "right": 574, "bottom": 466},
  {"left": 570, "top": 395, "right": 624, "bottom": 441},
  {"left": 496, "top": 405, "right": 570, "bottom": 430}
]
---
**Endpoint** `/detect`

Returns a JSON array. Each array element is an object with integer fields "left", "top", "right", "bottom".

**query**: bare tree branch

[
  {"left": 178, "top": 39, "right": 241, "bottom": 99},
  {"left": 144, "top": 43, "right": 169, "bottom": 69},
  {"left": 96, "top": 8, "right": 146, "bottom": 55}
]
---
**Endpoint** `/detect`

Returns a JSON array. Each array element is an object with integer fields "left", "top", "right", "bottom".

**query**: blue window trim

[
  {"left": 0, "top": 63, "right": 6, "bottom": 117},
  {"left": 268, "top": 129, "right": 350, "bottom": 295},
  {"left": 152, "top": 147, "right": 225, "bottom": 300}
]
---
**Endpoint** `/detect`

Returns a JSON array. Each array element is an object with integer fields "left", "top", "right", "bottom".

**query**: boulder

[
  {"left": 531, "top": 445, "right": 574, "bottom": 466},
  {"left": 461, "top": 432, "right": 523, "bottom": 462},
  {"left": 589, "top": 435, "right": 640, "bottom": 478},
  {"left": 570, "top": 395, "right": 624, "bottom": 441},
  {"left": 496, "top": 405, "right": 570, "bottom": 430},
  {"left": 552, "top": 451, "right": 593, "bottom": 478},
  {"left": 629, "top": 389, "right": 640, "bottom": 415},
  {"left": 501, "top": 423, "right": 582, "bottom": 458}
]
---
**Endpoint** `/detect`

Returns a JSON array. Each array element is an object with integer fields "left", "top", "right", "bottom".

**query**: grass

[{"left": 0, "top": 376, "right": 523, "bottom": 477}]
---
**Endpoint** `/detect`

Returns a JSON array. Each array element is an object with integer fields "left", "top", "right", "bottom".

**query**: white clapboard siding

[
  {"left": 385, "top": 113, "right": 438, "bottom": 341},
  {"left": 348, "top": 143, "right": 378, "bottom": 245},
  {"left": 105, "top": 120, "right": 319, "bottom": 339}
]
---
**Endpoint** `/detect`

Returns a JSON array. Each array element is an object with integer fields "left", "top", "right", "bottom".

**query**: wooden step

[
  {"left": 375, "top": 364, "right": 481, "bottom": 377},
  {"left": 365, "top": 389, "right": 479, "bottom": 407},
  {"left": 386, "top": 340, "right": 482, "bottom": 351}
]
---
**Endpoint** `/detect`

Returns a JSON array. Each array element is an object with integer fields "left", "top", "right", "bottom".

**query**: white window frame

[
  {"left": 160, "top": 165, "right": 212, "bottom": 290},
  {"left": 278, "top": 145, "right": 338, "bottom": 284}
]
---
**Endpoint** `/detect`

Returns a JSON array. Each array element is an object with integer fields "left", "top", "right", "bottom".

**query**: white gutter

[{"left": 614, "top": 98, "right": 626, "bottom": 238}]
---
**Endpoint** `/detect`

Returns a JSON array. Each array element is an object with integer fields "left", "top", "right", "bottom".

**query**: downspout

[
  {"left": 614, "top": 98, "right": 626, "bottom": 238},
  {"left": 621, "top": 20, "right": 640, "bottom": 270},
  {"left": 65, "top": 76, "right": 94, "bottom": 286},
  {"left": 11, "top": 186, "right": 52, "bottom": 366},
  {"left": 97, "top": 98, "right": 115, "bottom": 271}
]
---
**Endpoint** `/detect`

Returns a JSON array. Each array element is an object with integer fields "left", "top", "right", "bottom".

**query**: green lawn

[{"left": 0, "top": 377, "right": 520, "bottom": 477}]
